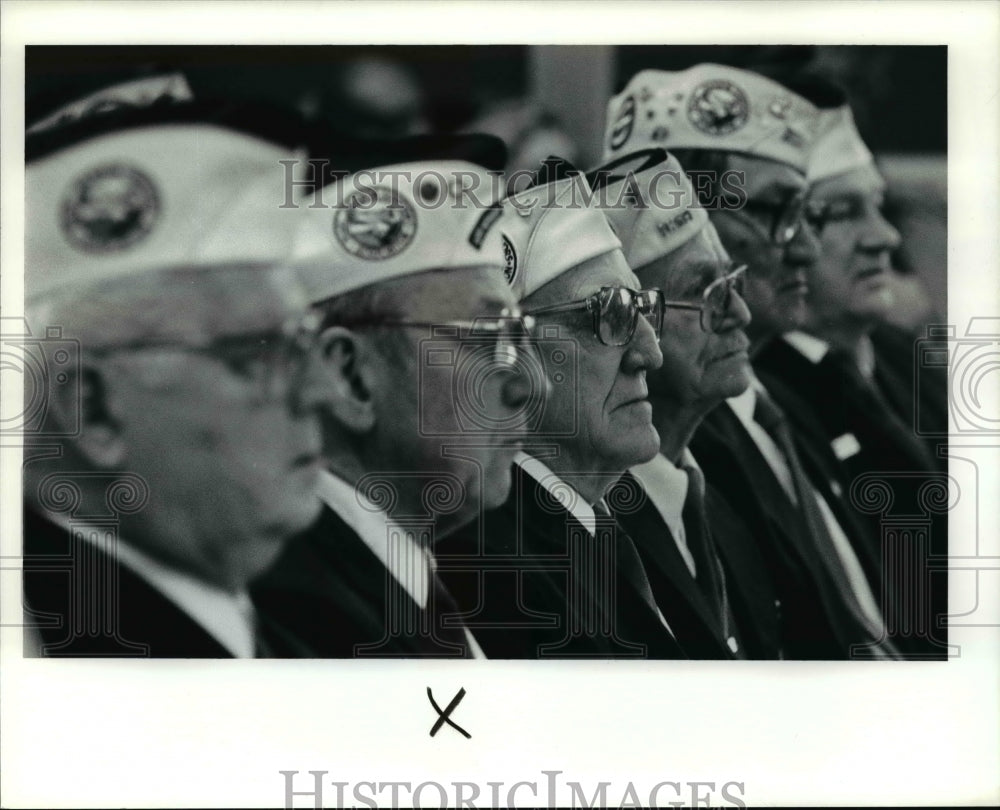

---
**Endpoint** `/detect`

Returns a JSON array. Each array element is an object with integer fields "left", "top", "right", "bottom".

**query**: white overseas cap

[
  {"left": 291, "top": 161, "right": 510, "bottom": 302},
  {"left": 499, "top": 173, "right": 623, "bottom": 301},
  {"left": 26, "top": 121, "right": 322, "bottom": 303},
  {"left": 604, "top": 64, "right": 821, "bottom": 173},
  {"left": 807, "top": 104, "right": 874, "bottom": 183},
  {"left": 590, "top": 149, "right": 711, "bottom": 272}
]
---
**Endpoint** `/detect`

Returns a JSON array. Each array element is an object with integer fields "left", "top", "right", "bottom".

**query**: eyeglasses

[
  {"left": 90, "top": 310, "right": 323, "bottom": 402},
  {"left": 726, "top": 190, "right": 809, "bottom": 245},
  {"left": 524, "top": 286, "right": 665, "bottom": 347},
  {"left": 339, "top": 308, "right": 538, "bottom": 368},
  {"left": 803, "top": 196, "right": 886, "bottom": 236},
  {"left": 662, "top": 265, "right": 748, "bottom": 333}
]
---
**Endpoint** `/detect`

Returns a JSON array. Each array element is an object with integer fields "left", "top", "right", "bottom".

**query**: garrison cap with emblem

[
  {"left": 26, "top": 116, "right": 320, "bottom": 303},
  {"left": 291, "top": 161, "right": 509, "bottom": 302},
  {"left": 604, "top": 64, "right": 821, "bottom": 173},
  {"left": 498, "top": 170, "right": 623, "bottom": 301},
  {"left": 586, "top": 148, "right": 711, "bottom": 272},
  {"left": 807, "top": 103, "right": 874, "bottom": 183}
]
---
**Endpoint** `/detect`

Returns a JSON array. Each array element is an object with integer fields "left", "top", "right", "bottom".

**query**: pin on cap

[
  {"left": 27, "top": 73, "right": 195, "bottom": 136},
  {"left": 604, "top": 64, "right": 821, "bottom": 173},
  {"left": 26, "top": 122, "right": 321, "bottom": 303},
  {"left": 499, "top": 170, "right": 622, "bottom": 301},
  {"left": 587, "top": 148, "right": 711, "bottom": 272},
  {"left": 291, "top": 160, "right": 509, "bottom": 303},
  {"left": 807, "top": 104, "right": 874, "bottom": 183}
]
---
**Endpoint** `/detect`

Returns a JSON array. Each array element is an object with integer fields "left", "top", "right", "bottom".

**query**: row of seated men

[{"left": 22, "top": 62, "right": 949, "bottom": 660}]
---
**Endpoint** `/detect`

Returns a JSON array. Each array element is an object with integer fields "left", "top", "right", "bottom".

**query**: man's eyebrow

[
  {"left": 670, "top": 261, "right": 727, "bottom": 298},
  {"left": 748, "top": 181, "right": 802, "bottom": 202},
  {"left": 471, "top": 296, "right": 519, "bottom": 314}
]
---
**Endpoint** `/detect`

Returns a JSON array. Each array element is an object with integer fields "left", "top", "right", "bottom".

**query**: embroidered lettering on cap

[
  {"left": 687, "top": 79, "right": 750, "bottom": 136},
  {"left": 501, "top": 234, "right": 517, "bottom": 285},
  {"left": 333, "top": 185, "right": 417, "bottom": 260},
  {"left": 468, "top": 202, "right": 503, "bottom": 249},
  {"left": 609, "top": 95, "right": 636, "bottom": 151},
  {"left": 655, "top": 209, "right": 694, "bottom": 238},
  {"left": 60, "top": 164, "right": 159, "bottom": 253}
]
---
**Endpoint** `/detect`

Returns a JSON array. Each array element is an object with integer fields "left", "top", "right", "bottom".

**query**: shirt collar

[
  {"left": 726, "top": 371, "right": 760, "bottom": 427},
  {"left": 629, "top": 450, "right": 696, "bottom": 523},
  {"left": 784, "top": 330, "right": 877, "bottom": 379},
  {"left": 50, "top": 512, "right": 256, "bottom": 658},
  {"left": 856, "top": 334, "right": 876, "bottom": 379},
  {"left": 514, "top": 451, "right": 597, "bottom": 536},
  {"left": 783, "top": 330, "right": 831, "bottom": 364},
  {"left": 316, "top": 469, "right": 432, "bottom": 608}
]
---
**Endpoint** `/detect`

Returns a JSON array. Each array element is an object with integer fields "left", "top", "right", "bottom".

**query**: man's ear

[
  {"left": 56, "top": 365, "right": 127, "bottom": 467},
  {"left": 313, "top": 326, "right": 378, "bottom": 433}
]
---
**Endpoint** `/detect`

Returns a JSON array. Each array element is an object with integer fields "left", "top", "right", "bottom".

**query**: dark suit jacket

[
  {"left": 691, "top": 399, "right": 881, "bottom": 659},
  {"left": 436, "top": 463, "right": 686, "bottom": 659},
  {"left": 755, "top": 332, "right": 943, "bottom": 484},
  {"left": 754, "top": 331, "right": 949, "bottom": 658},
  {"left": 871, "top": 324, "right": 949, "bottom": 470},
  {"left": 254, "top": 504, "right": 474, "bottom": 657},
  {"left": 614, "top": 476, "right": 781, "bottom": 660},
  {"left": 23, "top": 505, "right": 233, "bottom": 657}
]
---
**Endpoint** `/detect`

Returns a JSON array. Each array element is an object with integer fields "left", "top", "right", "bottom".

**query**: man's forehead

[
  {"left": 565, "top": 250, "right": 637, "bottom": 298},
  {"left": 810, "top": 164, "right": 887, "bottom": 199},
  {"left": 727, "top": 153, "right": 807, "bottom": 198},
  {"left": 178, "top": 264, "right": 307, "bottom": 336},
  {"left": 400, "top": 265, "right": 517, "bottom": 316}
]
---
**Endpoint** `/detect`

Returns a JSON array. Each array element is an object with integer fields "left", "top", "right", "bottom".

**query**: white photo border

[{"left": 2, "top": 1, "right": 998, "bottom": 807}]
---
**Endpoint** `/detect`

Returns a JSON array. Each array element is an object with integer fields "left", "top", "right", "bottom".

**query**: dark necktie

[
  {"left": 679, "top": 463, "right": 740, "bottom": 655},
  {"left": 752, "top": 386, "right": 895, "bottom": 659},
  {"left": 593, "top": 498, "right": 674, "bottom": 638},
  {"left": 425, "top": 570, "right": 475, "bottom": 658},
  {"left": 821, "top": 349, "right": 937, "bottom": 472}
]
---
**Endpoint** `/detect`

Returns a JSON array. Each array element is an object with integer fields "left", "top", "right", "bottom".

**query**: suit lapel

[{"left": 620, "top": 492, "right": 728, "bottom": 651}]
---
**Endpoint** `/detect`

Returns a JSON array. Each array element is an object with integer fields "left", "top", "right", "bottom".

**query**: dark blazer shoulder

[{"left": 23, "top": 506, "right": 232, "bottom": 658}]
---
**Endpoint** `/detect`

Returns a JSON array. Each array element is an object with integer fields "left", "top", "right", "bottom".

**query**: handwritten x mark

[{"left": 427, "top": 687, "right": 471, "bottom": 738}]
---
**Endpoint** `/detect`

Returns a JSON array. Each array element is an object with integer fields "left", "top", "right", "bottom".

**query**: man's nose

[
  {"left": 720, "top": 289, "right": 753, "bottom": 331},
  {"left": 861, "top": 207, "right": 902, "bottom": 254},
  {"left": 784, "top": 216, "right": 821, "bottom": 267},
  {"left": 623, "top": 311, "right": 664, "bottom": 372},
  {"left": 287, "top": 344, "right": 329, "bottom": 417}
]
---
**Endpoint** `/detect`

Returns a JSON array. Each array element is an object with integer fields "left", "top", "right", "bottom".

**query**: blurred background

[{"left": 26, "top": 44, "right": 946, "bottom": 331}]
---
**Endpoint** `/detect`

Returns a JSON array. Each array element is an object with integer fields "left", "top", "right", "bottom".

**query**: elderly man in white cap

[
  {"left": 572, "top": 149, "right": 777, "bottom": 659},
  {"left": 604, "top": 66, "right": 897, "bottom": 659},
  {"left": 22, "top": 104, "right": 329, "bottom": 657},
  {"left": 437, "top": 171, "right": 686, "bottom": 659},
  {"left": 252, "top": 162, "right": 538, "bottom": 657},
  {"left": 753, "top": 83, "right": 949, "bottom": 658}
]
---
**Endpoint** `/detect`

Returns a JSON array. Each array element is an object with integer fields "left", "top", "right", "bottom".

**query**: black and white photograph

[{"left": 2, "top": 2, "right": 998, "bottom": 808}]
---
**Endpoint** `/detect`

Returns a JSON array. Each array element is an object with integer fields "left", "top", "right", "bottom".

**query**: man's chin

[{"left": 613, "top": 428, "right": 662, "bottom": 469}]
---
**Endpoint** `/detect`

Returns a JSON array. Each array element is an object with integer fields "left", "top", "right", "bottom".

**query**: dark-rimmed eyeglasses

[
  {"left": 335, "top": 308, "right": 537, "bottom": 368},
  {"left": 89, "top": 310, "right": 323, "bottom": 402},
  {"left": 726, "top": 190, "right": 810, "bottom": 245},
  {"left": 662, "top": 265, "right": 748, "bottom": 333},
  {"left": 524, "top": 286, "right": 665, "bottom": 347}
]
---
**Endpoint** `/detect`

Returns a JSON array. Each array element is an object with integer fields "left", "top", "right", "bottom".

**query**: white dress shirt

[
  {"left": 60, "top": 516, "right": 256, "bottom": 658},
  {"left": 629, "top": 450, "right": 700, "bottom": 578},
  {"left": 316, "top": 470, "right": 486, "bottom": 658},
  {"left": 783, "top": 330, "right": 877, "bottom": 380},
  {"left": 726, "top": 372, "right": 885, "bottom": 633},
  {"left": 514, "top": 451, "right": 599, "bottom": 534}
]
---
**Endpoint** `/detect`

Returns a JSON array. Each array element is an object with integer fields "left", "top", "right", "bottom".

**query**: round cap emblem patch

[
  {"left": 333, "top": 186, "right": 417, "bottom": 260},
  {"left": 608, "top": 95, "right": 636, "bottom": 151},
  {"left": 687, "top": 80, "right": 750, "bottom": 136},
  {"left": 60, "top": 164, "right": 159, "bottom": 253}
]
